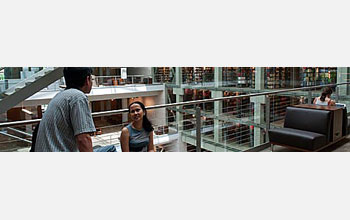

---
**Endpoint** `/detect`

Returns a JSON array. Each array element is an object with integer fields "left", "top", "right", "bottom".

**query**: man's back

[{"left": 35, "top": 89, "right": 96, "bottom": 152}]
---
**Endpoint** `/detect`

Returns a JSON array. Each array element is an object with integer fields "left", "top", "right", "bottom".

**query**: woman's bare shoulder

[{"left": 121, "top": 126, "right": 129, "bottom": 134}]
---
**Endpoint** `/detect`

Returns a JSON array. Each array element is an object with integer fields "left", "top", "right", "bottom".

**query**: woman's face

[{"left": 129, "top": 103, "right": 144, "bottom": 122}]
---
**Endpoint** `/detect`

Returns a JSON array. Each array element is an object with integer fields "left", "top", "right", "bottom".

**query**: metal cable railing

[{"left": 1, "top": 82, "right": 349, "bottom": 128}]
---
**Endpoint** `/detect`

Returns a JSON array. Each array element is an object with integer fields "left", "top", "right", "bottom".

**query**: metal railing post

[
  {"left": 265, "top": 95, "right": 270, "bottom": 131},
  {"left": 196, "top": 106, "right": 201, "bottom": 152},
  {"left": 335, "top": 86, "right": 339, "bottom": 102},
  {"left": 265, "top": 95, "right": 271, "bottom": 151},
  {"left": 307, "top": 90, "right": 312, "bottom": 104}
]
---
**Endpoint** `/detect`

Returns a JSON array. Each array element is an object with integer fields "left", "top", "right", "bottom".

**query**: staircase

[{"left": 0, "top": 67, "right": 64, "bottom": 114}]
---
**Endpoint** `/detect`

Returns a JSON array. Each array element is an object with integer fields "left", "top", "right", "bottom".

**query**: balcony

[{"left": 1, "top": 82, "right": 350, "bottom": 152}]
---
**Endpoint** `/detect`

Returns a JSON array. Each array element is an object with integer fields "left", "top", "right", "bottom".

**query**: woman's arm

[
  {"left": 313, "top": 97, "right": 317, "bottom": 104},
  {"left": 148, "top": 131, "right": 155, "bottom": 152},
  {"left": 329, "top": 100, "right": 336, "bottom": 106},
  {"left": 120, "top": 127, "right": 130, "bottom": 152}
]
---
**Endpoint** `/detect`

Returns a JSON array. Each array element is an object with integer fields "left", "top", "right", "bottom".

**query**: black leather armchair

[{"left": 269, "top": 107, "right": 332, "bottom": 151}]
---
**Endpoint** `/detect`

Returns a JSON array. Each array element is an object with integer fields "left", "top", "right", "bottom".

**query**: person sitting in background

[
  {"left": 313, "top": 87, "right": 336, "bottom": 106},
  {"left": 120, "top": 101, "right": 154, "bottom": 152}
]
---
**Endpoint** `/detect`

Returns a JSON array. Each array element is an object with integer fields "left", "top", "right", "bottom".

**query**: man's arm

[
  {"left": 76, "top": 133, "right": 93, "bottom": 152},
  {"left": 70, "top": 96, "right": 96, "bottom": 152}
]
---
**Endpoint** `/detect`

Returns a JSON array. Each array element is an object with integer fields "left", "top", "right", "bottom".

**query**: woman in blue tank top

[{"left": 120, "top": 101, "right": 155, "bottom": 152}]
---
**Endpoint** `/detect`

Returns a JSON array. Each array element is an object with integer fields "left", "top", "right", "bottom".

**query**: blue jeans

[{"left": 93, "top": 145, "right": 117, "bottom": 152}]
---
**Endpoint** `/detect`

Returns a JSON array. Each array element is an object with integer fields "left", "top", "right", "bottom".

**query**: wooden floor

[{"left": 265, "top": 134, "right": 350, "bottom": 152}]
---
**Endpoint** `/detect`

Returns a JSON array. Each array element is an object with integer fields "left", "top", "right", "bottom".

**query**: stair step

[
  {"left": 35, "top": 75, "right": 44, "bottom": 80},
  {"left": 25, "top": 78, "right": 35, "bottom": 84},
  {"left": 4, "top": 91, "right": 14, "bottom": 96},
  {"left": 15, "top": 86, "right": 25, "bottom": 92}
]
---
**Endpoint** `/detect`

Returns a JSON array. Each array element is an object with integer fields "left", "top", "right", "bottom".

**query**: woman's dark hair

[
  {"left": 320, "top": 87, "right": 333, "bottom": 102},
  {"left": 63, "top": 67, "right": 93, "bottom": 89},
  {"left": 128, "top": 101, "right": 154, "bottom": 132}
]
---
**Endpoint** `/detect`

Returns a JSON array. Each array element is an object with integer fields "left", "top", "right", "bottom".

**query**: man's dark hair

[{"left": 63, "top": 67, "right": 93, "bottom": 89}]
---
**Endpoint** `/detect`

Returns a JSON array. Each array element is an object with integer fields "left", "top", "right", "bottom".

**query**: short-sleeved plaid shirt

[{"left": 35, "top": 88, "right": 96, "bottom": 152}]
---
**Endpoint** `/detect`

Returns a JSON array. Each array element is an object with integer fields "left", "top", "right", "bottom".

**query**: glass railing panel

[
  {"left": 336, "top": 83, "right": 350, "bottom": 114},
  {"left": 175, "top": 106, "right": 200, "bottom": 152},
  {"left": 147, "top": 106, "right": 179, "bottom": 152},
  {"left": 206, "top": 95, "right": 262, "bottom": 152},
  {"left": 0, "top": 139, "right": 31, "bottom": 152},
  {"left": 269, "top": 93, "right": 302, "bottom": 128},
  {"left": 172, "top": 97, "right": 266, "bottom": 152},
  {"left": 0, "top": 123, "right": 33, "bottom": 152}
]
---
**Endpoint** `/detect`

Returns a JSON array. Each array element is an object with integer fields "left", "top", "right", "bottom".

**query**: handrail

[
  {"left": 0, "top": 82, "right": 349, "bottom": 128},
  {"left": 0, "top": 131, "right": 32, "bottom": 144}
]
